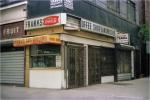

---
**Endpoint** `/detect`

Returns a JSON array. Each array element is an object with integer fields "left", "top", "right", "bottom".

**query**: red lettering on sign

[{"left": 43, "top": 16, "right": 59, "bottom": 26}]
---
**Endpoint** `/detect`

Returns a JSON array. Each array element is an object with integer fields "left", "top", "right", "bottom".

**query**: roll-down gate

[{"left": 0, "top": 51, "right": 24, "bottom": 85}]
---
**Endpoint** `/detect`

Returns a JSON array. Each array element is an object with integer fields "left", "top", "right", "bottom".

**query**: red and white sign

[
  {"left": 43, "top": 16, "right": 59, "bottom": 25},
  {"left": 25, "top": 13, "right": 66, "bottom": 30}
]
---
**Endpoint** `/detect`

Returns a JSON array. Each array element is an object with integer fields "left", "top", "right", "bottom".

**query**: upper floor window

[
  {"left": 107, "top": 0, "right": 120, "bottom": 13},
  {"left": 83, "top": 0, "right": 137, "bottom": 23},
  {"left": 127, "top": 0, "right": 136, "bottom": 22}
]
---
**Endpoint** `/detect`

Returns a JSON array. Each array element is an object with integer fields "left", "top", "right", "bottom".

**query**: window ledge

[{"left": 30, "top": 67, "right": 62, "bottom": 70}]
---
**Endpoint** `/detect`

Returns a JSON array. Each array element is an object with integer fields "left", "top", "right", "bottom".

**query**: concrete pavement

[{"left": 0, "top": 78, "right": 150, "bottom": 100}]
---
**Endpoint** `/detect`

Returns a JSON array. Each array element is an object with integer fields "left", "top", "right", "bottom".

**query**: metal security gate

[
  {"left": 88, "top": 46, "right": 101, "bottom": 85},
  {"left": 88, "top": 46, "right": 115, "bottom": 85},
  {"left": 0, "top": 51, "right": 24, "bottom": 85},
  {"left": 101, "top": 47, "right": 115, "bottom": 76},
  {"left": 117, "top": 50, "right": 132, "bottom": 80},
  {"left": 66, "top": 44, "right": 85, "bottom": 88}
]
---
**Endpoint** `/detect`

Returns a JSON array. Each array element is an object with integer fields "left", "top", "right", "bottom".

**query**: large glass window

[
  {"left": 127, "top": 0, "right": 136, "bottom": 22},
  {"left": 85, "top": 0, "right": 136, "bottom": 23},
  {"left": 30, "top": 44, "right": 61, "bottom": 68}
]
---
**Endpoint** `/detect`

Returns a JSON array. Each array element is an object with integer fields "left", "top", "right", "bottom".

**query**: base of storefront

[
  {"left": 118, "top": 73, "right": 132, "bottom": 81},
  {"left": 29, "top": 69, "right": 65, "bottom": 89},
  {"left": 101, "top": 76, "right": 114, "bottom": 83}
]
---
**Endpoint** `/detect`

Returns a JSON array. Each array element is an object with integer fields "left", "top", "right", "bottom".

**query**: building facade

[
  {"left": 139, "top": 0, "right": 150, "bottom": 77},
  {"left": 0, "top": 0, "right": 143, "bottom": 89},
  {"left": 0, "top": 0, "right": 27, "bottom": 85}
]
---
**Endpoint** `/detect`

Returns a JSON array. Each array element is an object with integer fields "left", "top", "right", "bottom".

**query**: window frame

[
  {"left": 127, "top": 0, "right": 136, "bottom": 22},
  {"left": 30, "top": 44, "right": 61, "bottom": 68},
  {"left": 107, "top": 0, "right": 120, "bottom": 14}
]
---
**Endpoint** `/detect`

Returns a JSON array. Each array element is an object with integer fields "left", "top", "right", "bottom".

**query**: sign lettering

[
  {"left": 25, "top": 13, "right": 67, "bottom": 30},
  {"left": 50, "top": 0, "right": 74, "bottom": 10},
  {"left": 43, "top": 16, "right": 59, "bottom": 25},
  {"left": 64, "top": 0, "right": 74, "bottom": 10},
  {"left": 81, "top": 19, "right": 116, "bottom": 37},
  {"left": 116, "top": 33, "right": 129, "bottom": 44},
  {"left": 13, "top": 35, "right": 61, "bottom": 47},
  {"left": 50, "top": 0, "right": 63, "bottom": 8},
  {"left": 1, "top": 21, "right": 24, "bottom": 39}
]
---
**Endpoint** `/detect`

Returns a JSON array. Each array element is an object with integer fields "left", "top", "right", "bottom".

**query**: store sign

[
  {"left": 116, "top": 33, "right": 129, "bottom": 44},
  {"left": 13, "top": 35, "right": 61, "bottom": 47},
  {"left": 43, "top": 16, "right": 59, "bottom": 25},
  {"left": 50, "top": 0, "right": 63, "bottom": 8},
  {"left": 64, "top": 0, "right": 74, "bottom": 10},
  {"left": 50, "top": 0, "right": 73, "bottom": 10},
  {"left": 25, "top": 13, "right": 66, "bottom": 30},
  {"left": 1, "top": 21, "right": 24, "bottom": 39},
  {"left": 81, "top": 19, "right": 116, "bottom": 37}
]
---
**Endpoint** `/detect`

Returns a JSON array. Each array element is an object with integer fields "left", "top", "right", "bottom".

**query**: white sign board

[
  {"left": 81, "top": 19, "right": 116, "bottom": 37},
  {"left": 50, "top": 0, "right": 74, "bottom": 10},
  {"left": 116, "top": 33, "right": 129, "bottom": 44},
  {"left": 64, "top": 0, "right": 74, "bottom": 10},
  {"left": 50, "top": 0, "right": 63, "bottom": 8},
  {"left": 25, "top": 13, "right": 66, "bottom": 30}
]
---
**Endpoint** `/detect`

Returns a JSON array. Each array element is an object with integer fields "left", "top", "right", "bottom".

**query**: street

[{"left": 1, "top": 78, "right": 149, "bottom": 100}]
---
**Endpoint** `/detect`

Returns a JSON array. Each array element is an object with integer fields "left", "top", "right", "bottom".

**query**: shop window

[
  {"left": 30, "top": 44, "right": 61, "bottom": 68},
  {"left": 127, "top": 0, "right": 136, "bottom": 22},
  {"left": 107, "top": 0, "right": 120, "bottom": 13},
  {"left": 117, "top": 50, "right": 131, "bottom": 74}
]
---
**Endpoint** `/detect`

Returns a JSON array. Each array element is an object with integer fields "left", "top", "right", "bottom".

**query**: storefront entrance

[
  {"left": 88, "top": 46, "right": 115, "bottom": 85},
  {"left": 117, "top": 50, "right": 132, "bottom": 80},
  {"left": 66, "top": 43, "right": 85, "bottom": 88},
  {"left": 88, "top": 46, "right": 101, "bottom": 85},
  {"left": 115, "top": 44, "right": 134, "bottom": 81}
]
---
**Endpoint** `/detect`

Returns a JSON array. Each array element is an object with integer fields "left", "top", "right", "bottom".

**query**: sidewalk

[{"left": 1, "top": 78, "right": 150, "bottom": 100}]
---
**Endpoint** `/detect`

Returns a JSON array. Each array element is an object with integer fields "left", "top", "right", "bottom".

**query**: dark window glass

[
  {"left": 127, "top": 0, "right": 136, "bottom": 22},
  {"left": 101, "top": 47, "right": 115, "bottom": 76},
  {"left": 117, "top": 50, "right": 131, "bottom": 74},
  {"left": 107, "top": 0, "right": 120, "bottom": 13},
  {"left": 30, "top": 44, "right": 61, "bottom": 68}
]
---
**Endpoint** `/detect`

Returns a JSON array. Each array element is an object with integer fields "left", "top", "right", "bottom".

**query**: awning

[
  {"left": 115, "top": 43, "right": 135, "bottom": 51},
  {"left": 13, "top": 35, "right": 61, "bottom": 47}
]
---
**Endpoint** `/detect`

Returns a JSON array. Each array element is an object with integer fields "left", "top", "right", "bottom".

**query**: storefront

[
  {"left": 13, "top": 13, "right": 125, "bottom": 89},
  {"left": 13, "top": 34, "right": 63, "bottom": 89},
  {"left": 0, "top": 21, "right": 25, "bottom": 85},
  {"left": 115, "top": 33, "right": 135, "bottom": 81}
]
